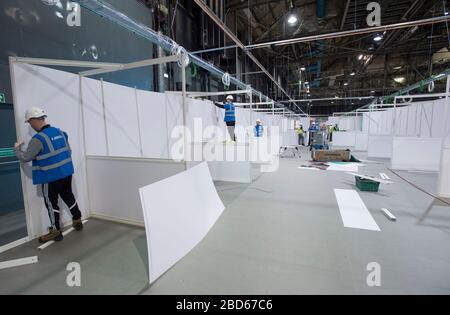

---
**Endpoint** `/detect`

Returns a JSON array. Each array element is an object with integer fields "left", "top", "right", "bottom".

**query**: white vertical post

[
  {"left": 134, "top": 87, "right": 144, "bottom": 157},
  {"left": 181, "top": 56, "right": 188, "bottom": 170},
  {"left": 438, "top": 75, "right": 450, "bottom": 197},
  {"left": 100, "top": 78, "right": 110, "bottom": 156},
  {"left": 78, "top": 75, "right": 92, "bottom": 219}
]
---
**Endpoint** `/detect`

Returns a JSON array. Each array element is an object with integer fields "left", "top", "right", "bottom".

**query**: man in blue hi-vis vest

[
  {"left": 215, "top": 95, "right": 237, "bottom": 142},
  {"left": 15, "top": 108, "right": 83, "bottom": 244},
  {"left": 254, "top": 119, "right": 264, "bottom": 138}
]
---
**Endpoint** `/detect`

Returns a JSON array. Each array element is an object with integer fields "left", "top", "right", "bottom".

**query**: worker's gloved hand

[{"left": 14, "top": 141, "right": 24, "bottom": 150}]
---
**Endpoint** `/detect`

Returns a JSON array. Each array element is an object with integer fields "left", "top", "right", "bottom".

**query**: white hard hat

[
  {"left": 226, "top": 95, "right": 234, "bottom": 101},
  {"left": 256, "top": 119, "right": 262, "bottom": 123},
  {"left": 25, "top": 107, "right": 47, "bottom": 122}
]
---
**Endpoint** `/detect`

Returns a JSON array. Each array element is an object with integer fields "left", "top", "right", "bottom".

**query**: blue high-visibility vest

[
  {"left": 31, "top": 126, "right": 74, "bottom": 185},
  {"left": 254, "top": 125, "right": 264, "bottom": 137},
  {"left": 224, "top": 102, "right": 236, "bottom": 122}
]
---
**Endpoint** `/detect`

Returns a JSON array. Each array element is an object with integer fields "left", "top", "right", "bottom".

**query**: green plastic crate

[{"left": 355, "top": 176, "right": 380, "bottom": 192}]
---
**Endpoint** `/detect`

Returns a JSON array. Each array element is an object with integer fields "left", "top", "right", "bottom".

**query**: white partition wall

[
  {"left": 438, "top": 140, "right": 450, "bottom": 198},
  {"left": 391, "top": 137, "right": 442, "bottom": 171},
  {"left": 81, "top": 77, "right": 108, "bottom": 156},
  {"left": 368, "top": 135, "right": 393, "bottom": 158},
  {"left": 11, "top": 63, "right": 89, "bottom": 239},
  {"left": 137, "top": 90, "right": 170, "bottom": 159},
  {"left": 103, "top": 81, "right": 142, "bottom": 157},
  {"left": 332, "top": 131, "right": 356, "bottom": 148},
  {"left": 355, "top": 133, "right": 369, "bottom": 151},
  {"left": 87, "top": 156, "right": 185, "bottom": 225}
]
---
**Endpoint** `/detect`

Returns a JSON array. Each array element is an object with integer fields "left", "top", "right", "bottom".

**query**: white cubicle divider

[
  {"left": 11, "top": 63, "right": 89, "bottom": 239},
  {"left": 137, "top": 90, "right": 171, "bottom": 159},
  {"left": 82, "top": 77, "right": 108, "bottom": 156},
  {"left": 367, "top": 135, "right": 393, "bottom": 158},
  {"left": 391, "top": 137, "right": 442, "bottom": 172},
  {"left": 87, "top": 156, "right": 185, "bottom": 225},
  {"left": 139, "top": 162, "right": 225, "bottom": 284},
  {"left": 332, "top": 131, "right": 356, "bottom": 148},
  {"left": 355, "top": 133, "right": 369, "bottom": 151},
  {"left": 438, "top": 140, "right": 450, "bottom": 198},
  {"left": 103, "top": 81, "right": 142, "bottom": 157}
]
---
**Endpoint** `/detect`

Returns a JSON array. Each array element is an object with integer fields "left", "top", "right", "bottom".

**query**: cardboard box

[{"left": 312, "top": 150, "right": 351, "bottom": 162}]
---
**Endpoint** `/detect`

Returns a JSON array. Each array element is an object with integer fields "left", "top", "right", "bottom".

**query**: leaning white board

[
  {"left": 139, "top": 162, "right": 225, "bottom": 283},
  {"left": 334, "top": 189, "right": 380, "bottom": 232}
]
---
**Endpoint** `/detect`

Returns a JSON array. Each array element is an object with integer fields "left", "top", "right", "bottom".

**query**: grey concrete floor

[{"left": 1, "top": 147, "right": 450, "bottom": 295}]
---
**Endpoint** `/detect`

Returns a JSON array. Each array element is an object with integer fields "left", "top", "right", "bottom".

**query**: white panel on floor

[
  {"left": 391, "top": 137, "right": 442, "bottom": 171},
  {"left": 87, "top": 156, "right": 185, "bottom": 225},
  {"left": 334, "top": 189, "right": 380, "bottom": 231},
  {"left": 103, "top": 81, "right": 141, "bottom": 157},
  {"left": 136, "top": 90, "right": 169, "bottom": 159},
  {"left": 355, "top": 132, "right": 369, "bottom": 151},
  {"left": 333, "top": 131, "right": 356, "bottom": 147},
  {"left": 438, "top": 141, "right": 450, "bottom": 198},
  {"left": 81, "top": 77, "right": 107, "bottom": 156},
  {"left": 367, "top": 135, "right": 393, "bottom": 158},
  {"left": 11, "top": 63, "right": 88, "bottom": 239},
  {"left": 327, "top": 163, "right": 359, "bottom": 172},
  {"left": 139, "top": 162, "right": 225, "bottom": 283}
]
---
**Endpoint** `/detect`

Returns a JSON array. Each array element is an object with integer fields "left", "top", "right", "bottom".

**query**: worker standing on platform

[
  {"left": 15, "top": 108, "right": 83, "bottom": 244},
  {"left": 296, "top": 124, "right": 305, "bottom": 146},
  {"left": 215, "top": 95, "right": 237, "bottom": 142},
  {"left": 254, "top": 119, "right": 264, "bottom": 138}
]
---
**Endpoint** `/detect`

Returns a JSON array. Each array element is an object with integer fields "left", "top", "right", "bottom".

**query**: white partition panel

[
  {"left": 367, "top": 135, "right": 393, "bottom": 158},
  {"left": 87, "top": 156, "right": 185, "bottom": 225},
  {"left": 81, "top": 77, "right": 107, "bottom": 156},
  {"left": 103, "top": 81, "right": 141, "bottom": 157},
  {"left": 165, "top": 94, "right": 185, "bottom": 157},
  {"left": 11, "top": 63, "right": 88, "bottom": 238},
  {"left": 333, "top": 131, "right": 356, "bottom": 147},
  {"left": 391, "top": 137, "right": 442, "bottom": 171},
  {"left": 137, "top": 90, "right": 170, "bottom": 159},
  {"left": 438, "top": 141, "right": 450, "bottom": 198},
  {"left": 355, "top": 132, "right": 369, "bottom": 151},
  {"left": 139, "top": 162, "right": 225, "bottom": 283}
]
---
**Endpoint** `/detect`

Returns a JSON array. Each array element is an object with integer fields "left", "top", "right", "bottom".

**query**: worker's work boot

[
  {"left": 73, "top": 219, "right": 83, "bottom": 231},
  {"left": 38, "top": 228, "right": 63, "bottom": 244}
]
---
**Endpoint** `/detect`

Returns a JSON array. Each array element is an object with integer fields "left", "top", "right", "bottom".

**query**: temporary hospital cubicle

[
  {"left": 9, "top": 55, "right": 290, "bottom": 240},
  {"left": 9, "top": 55, "right": 193, "bottom": 238}
]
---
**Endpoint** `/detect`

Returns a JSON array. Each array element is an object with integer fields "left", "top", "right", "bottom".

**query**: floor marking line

[
  {"left": 38, "top": 220, "right": 88, "bottom": 251},
  {"left": 0, "top": 256, "right": 38, "bottom": 270}
]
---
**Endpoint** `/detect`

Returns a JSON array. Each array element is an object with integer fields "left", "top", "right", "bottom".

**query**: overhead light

[
  {"left": 164, "top": 73, "right": 169, "bottom": 78},
  {"left": 350, "top": 72, "right": 356, "bottom": 76},
  {"left": 344, "top": 82, "right": 349, "bottom": 86},
  {"left": 393, "top": 66, "right": 402, "bottom": 70},
  {"left": 373, "top": 34, "right": 383, "bottom": 42},
  {"left": 358, "top": 54, "right": 364, "bottom": 60},
  {"left": 371, "top": 90, "right": 376, "bottom": 94},
  {"left": 331, "top": 102, "right": 335, "bottom": 104},
  {"left": 287, "top": 15, "right": 298, "bottom": 25},
  {"left": 300, "top": 66, "right": 306, "bottom": 71},
  {"left": 335, "top": 96, "right": 340, "bottom": 99},
  {"left": 394, "top": 77, "right": 406, "bottom": 84},
  {"left": 445, "top": 12, "right": 449, "bottom": 16}
]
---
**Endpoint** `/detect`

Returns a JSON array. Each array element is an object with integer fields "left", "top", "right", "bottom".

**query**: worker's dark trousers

[
  {"left": 42, "top": 176, "right": 82, "bottom": 231},
  {"left": 226, "top": 121, "right": 237, "bottom": 141},
  {"left": 298, "top": 135, "right": 305, "bottom": 146}
]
